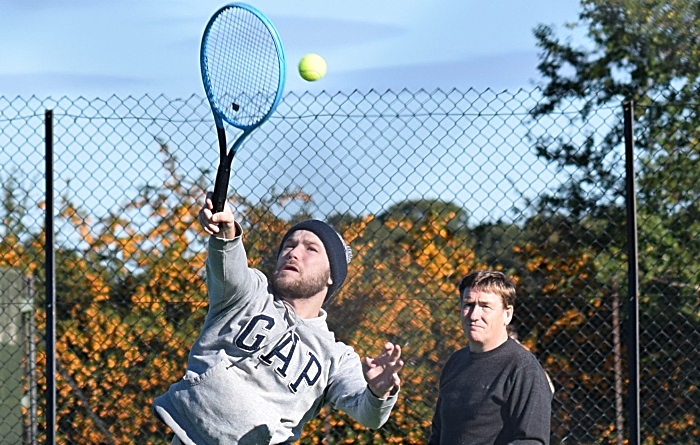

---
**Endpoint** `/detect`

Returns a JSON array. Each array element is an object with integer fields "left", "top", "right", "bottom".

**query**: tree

[
  {"left": 532, "top": 0, "right": 700, "bottom": 302},
  {"left": 0, "top": 144, "right": 320, "bottom": 444},
  {"left": 300, "top": 199, "right": 485, "bottom": 443},
  {"left": 532, "top": 1, "right": 700, "bottom": 441}
]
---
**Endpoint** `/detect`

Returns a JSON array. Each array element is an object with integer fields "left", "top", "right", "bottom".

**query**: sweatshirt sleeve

[
  {"left": 507, "top": 354, "right": 553, "bottom": 445},
  {"left": 324, "top": 346, "right": 399, "bottom": 429},
  {"left": 205, "top": 224, "right": 269, "bottom": 320}
]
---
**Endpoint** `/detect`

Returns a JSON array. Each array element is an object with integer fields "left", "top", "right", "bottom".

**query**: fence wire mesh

[{"left": 0, "top": 89, "right": 698, "bottom": 444}]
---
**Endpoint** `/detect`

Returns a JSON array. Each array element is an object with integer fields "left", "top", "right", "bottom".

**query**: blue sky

[{"left": 0, "top": 0, "right": 582, "bottom": 98}]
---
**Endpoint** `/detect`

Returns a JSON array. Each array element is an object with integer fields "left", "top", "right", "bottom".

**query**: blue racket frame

[{"left": 200, "top": 2, "right": 286, "bottom": 213}]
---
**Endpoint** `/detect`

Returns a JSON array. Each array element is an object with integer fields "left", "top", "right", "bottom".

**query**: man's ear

[{"left": 504, "top": 305, "right": 514, "bottom": 325}]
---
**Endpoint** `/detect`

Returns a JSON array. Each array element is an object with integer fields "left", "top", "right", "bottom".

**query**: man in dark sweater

[{"left": 428, "top": 271, "right": 552, "bottom": 445}]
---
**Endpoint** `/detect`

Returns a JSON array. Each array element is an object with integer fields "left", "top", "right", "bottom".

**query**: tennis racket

[{"left": 200, "top": 3, "right": 286, "bottom": 213}]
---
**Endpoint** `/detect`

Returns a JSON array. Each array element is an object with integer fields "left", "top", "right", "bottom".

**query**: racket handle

[{"left": 211, "top": 162, "right": 231, "bottom": 214}]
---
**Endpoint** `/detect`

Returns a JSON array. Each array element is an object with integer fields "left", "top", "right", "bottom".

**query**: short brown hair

[{"left": 458, "top": 270, "right": 516, "bottom": 309}]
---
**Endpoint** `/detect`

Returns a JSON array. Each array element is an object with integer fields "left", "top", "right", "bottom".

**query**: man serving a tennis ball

[
  {"left": 153, "top": 193, "right": 403, "bottom": 445},
  {"left": 299, "top": 53, "right": 327, "bottom": 81}
]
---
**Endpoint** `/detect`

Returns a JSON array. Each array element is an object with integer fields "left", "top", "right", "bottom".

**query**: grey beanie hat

[{"left": 278, "top": 220, "right": 352, "bottom": 302}]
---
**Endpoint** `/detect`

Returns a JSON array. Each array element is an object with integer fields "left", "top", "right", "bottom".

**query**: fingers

[
  {"left": 385, "top": 342, "right": 402, "bottom": 362},
  {"left": 199, "top": 192, "right": 216, "bottom": 233},
  {"left": 199, "top": 192, "right": 235, "bottom": 235},
  {"left": 375, "top": 342, "right": 402, "bottom": 366},
  {"left": 364, "top": 342, "right": 404, "bottom": 374},
  {"left": 199, "top": 206, "right": 219, "bottom": 235},
  {"left": 364, "top": 342, "right": 404, "bottom": 398}
]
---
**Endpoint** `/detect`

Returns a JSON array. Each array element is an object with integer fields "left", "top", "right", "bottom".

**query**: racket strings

[{"left": 204, "top": 7, "right": 281, "bottom": 128}]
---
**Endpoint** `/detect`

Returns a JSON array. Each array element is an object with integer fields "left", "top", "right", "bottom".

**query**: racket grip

[{"left": 211, "top": 162, "right": 231, "bottom": 214}]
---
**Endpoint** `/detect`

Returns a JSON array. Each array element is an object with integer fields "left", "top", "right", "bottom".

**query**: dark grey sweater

[{"left": 428, "top": 338, "right": 552, "bottom": 445}]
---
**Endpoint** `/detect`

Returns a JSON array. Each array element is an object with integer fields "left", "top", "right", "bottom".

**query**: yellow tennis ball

[{"left": 298, "top": 53, "right": 327, "bottom": 81}]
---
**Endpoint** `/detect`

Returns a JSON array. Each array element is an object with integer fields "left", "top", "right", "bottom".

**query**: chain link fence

[{"left": 0, "top": 89, "right": 698, "bottom": 444}]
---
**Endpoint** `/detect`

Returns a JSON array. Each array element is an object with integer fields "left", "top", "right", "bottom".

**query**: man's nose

[
  {"left": 469, "top": 307, "right": 481, "bottom": 320},
  {"left": 288, "top": 245, "right": 302, "bottom": 259}
]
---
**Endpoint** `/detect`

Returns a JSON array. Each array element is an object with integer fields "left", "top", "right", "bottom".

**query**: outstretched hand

[
  {"left": 198, "top": 192, "right": 237, "bottom": 239},
  {"left": 363, "top": 342, "right": 403, "bottom": 399}
]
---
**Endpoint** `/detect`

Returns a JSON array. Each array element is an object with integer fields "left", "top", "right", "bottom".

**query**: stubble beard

[{"left": 272, "top": 268, "right": 330, "bottom": 301}]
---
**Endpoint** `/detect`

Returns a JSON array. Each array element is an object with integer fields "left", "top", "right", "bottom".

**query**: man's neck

[
  {"left": 469, "top": 333, "right": 509, "bottom": 353},
  {"left": 281, "top": 294, "right": 325, "bottom": 319}
]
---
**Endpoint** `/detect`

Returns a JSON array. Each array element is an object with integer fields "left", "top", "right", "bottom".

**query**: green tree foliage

[
  {"left": 533, "top": 0, "right": 700, "bottom": 301},
  {"left": 531, "top": 0, "right": 700, "bottom": 441}
]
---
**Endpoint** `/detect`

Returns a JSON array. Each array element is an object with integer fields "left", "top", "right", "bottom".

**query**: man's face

[
  {"left": 460, "top": 288, "right": 513, "bottom": 353},
  {"left": 272, "top": 230, "right": 331, "bottom": 301}
]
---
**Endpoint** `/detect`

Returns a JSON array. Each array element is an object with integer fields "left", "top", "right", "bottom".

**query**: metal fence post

[
  {"left": 45, "top": 109, "right": 56, "bottom": 445},
  {"left": 622, "top": 100, "right": 640, "bottom": 445}
]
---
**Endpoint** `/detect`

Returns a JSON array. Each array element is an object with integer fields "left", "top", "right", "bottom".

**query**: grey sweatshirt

[{"left": 153, "top": 232, "right": 398, "bottom": 444}]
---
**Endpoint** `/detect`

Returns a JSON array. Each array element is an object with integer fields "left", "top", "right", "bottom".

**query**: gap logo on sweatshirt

[{"left": 235, "top": 314, "right": 322, "bottom": 394}]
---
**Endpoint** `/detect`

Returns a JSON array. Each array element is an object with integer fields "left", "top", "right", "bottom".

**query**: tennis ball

[{"left": 298, "top": 53, "right": 327, "bottom": 81}]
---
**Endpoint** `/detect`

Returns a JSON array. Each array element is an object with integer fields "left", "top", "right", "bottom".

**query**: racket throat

[
  {"left": 217, "top": 126, "right": 228, "bottom": 157},
  {"left": 212, "top": 162, "right": 232, "bottom": 214}
]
